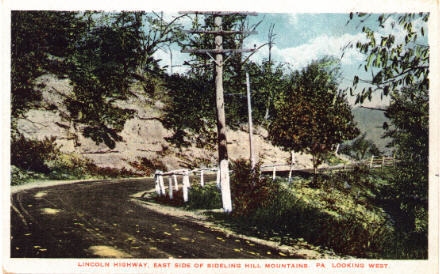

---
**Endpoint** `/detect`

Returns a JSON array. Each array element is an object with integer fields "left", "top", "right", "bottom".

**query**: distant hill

[{"left": 351, "top": 107, "right": 391, "bottom": 153}]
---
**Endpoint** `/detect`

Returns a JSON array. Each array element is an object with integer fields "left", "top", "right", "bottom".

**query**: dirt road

[{"left": 10, "top": 178, "right": 302, "bottom": 258}]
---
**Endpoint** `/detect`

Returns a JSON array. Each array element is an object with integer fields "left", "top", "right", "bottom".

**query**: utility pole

[
  {"left": 180, "top": 11, "right": 257, "bottom": 213},
  {"left": 246, "top": 72, "right": 255, "bottom": 169}
]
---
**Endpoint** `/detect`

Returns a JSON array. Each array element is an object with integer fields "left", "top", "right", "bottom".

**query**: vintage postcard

[{"left": 1, "top": 0, "right": 439, "bottom": 273}]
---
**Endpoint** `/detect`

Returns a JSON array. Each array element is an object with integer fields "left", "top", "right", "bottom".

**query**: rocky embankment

[{"left": 16, "top": 74, "right": 313, "bottom": 172}]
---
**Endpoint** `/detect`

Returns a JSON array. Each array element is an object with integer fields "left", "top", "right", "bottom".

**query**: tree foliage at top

[
  {"left": 269, "top": 58, "right": 359, "bottom": 173},
  {"left": 347, "top": 13, "right": 429, "bottom": 103},
  {"left": 11, "top": 11, "right": 86, "bottom": 120},
  {"left": 348, "top": 13, "right": 429, "bottom": 256},
  {"left": 244, "top": 60, "right": 288, "bottom": 123},
  {"left": 11, "top": 11, "right": 185, "bottom": 148},
  {"left": 162, "top": 73, "right": 216, "bottom": 147},
  {"left": 65, "top": 13, "right": 141, "bottom": 148},
  {"left": 178, "top": 14, "right": 263, "bottom": 128}
]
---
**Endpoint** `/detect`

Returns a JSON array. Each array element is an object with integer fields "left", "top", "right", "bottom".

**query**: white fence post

[
  {"left": 168, "top": 177, "right": 173, "bottom": 199},
  {"left": 335, "top": 144, "right": 340, "bottom": 155},
  {"left": 155, "top": 171, "right": 161, "bottom": 195},
  {"left": 288, "top": 151, "right": 295, "bottom": 183},
  {"left": 173, "top": 174, "right": 179, "bottom": 191},
  {"left": 183, "top": 170, "right": 190, "bottom": 202},
  {"left": 216, "top": 168, "right": 221, "bottom": 189},
  {"left": 200, "top": 170, "right": 204, "bottom": 187},
  {"left": 370, "top": 156, "right": 374, "bottom": 168},
  {"left": 159, "top": 173, "right": 166, "bottom": 196},
  {"left": 272, "top": 166, "right": 277, "bottom": 181}
]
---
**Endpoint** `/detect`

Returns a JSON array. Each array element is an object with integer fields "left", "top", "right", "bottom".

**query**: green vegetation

[
  {"left": 229, "top": 159, "right": 278, "bottom": 216},
  {"left": 339, "top": 133, "right": 382, "bottom": 160},
  {"left": 11, "top": 11, "right": 428, "bottom": 259},
  {"left": 11, "top": 11, "right": 185, "bottom": 148},
  {"left": 155, "top": 160, "right": 425, "bottom": 258},
  {"left": 269, "top": 58, "right": 359, "bottom": 174},
  {"left": 129, "top": 157, "right": 168, "bottom": 176},
  {"left": 347, "top": 13, "right": 429, "bottom": 257},
  {"left": 11, "top": 136, "right": 139, "bottom": 186},
  {"left": 325, "top": 154, "right": 348, "bottom": 166}
]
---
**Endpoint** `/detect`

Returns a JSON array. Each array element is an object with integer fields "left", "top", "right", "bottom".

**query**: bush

[
  {"left": 230, "top": 159, "right": 279, "bottom": 217},
  {"left": 11, "top": 135, "right": 139, "bottom": 184},
  {"left": 231, "top": 179, "right": 395, "bottom": 258},
  {"left": 129, "top": 157, "right": 167, "bottom": 176},
  {"left": 319, "top": 164, "right": 373, "bottom": 196},
  {"left": 325, "top": 154, "right": 347, "bottom": 166},
  {"left": 187, "top": 184, "right": 222, "bottom": 210},
  {"left": 11, "top": 135, "right": 60, "bottom": 174}
]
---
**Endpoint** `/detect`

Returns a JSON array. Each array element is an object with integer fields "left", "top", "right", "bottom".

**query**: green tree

[
  {"left": 269, "top": 58, "right": 359, "bottom": 174},
  {"left": 340, "top": 133, "right": 382, "bottom": 160},
  {"left": 162, "top": 74, "right": 216, "bottom": 147},
  {"left": 347, "top": 13, "right": 429, "bottom": 257},
  {"left": 64, "top": 12, "right": 188, "bottom": 149},
  {"left": 12, "top": 11, "right": 186, "bottom": 149},
  {"left": 11, "top": 11, "right": 86, "bottom": 121},
  {"left": 384, "top": 85, "right": 428, "bottom": 232},
  {"left": 64, "top": 14, "right": 143, "bottom": 148},
  {"left": 347, "top": 13, "right": 429, "bottom": 102},
  {"left": 180, "top": 14, "right": 261, "bottom": 128},
  {"left": 244, "top": 60, "right": 288, "bottom": 125}
]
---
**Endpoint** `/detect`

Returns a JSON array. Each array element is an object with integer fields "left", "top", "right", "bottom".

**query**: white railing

[
  {"left": 152, "top": 156, "right": 396, "bottom": 209},
  {"left": 261, "top": 163, "right": 297, "bottom": 182},
  {"left": 154, "top": 167, "right": 220, "bottom": 203}
]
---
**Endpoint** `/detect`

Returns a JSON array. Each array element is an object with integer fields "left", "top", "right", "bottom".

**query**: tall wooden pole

[
  {"left": 179, "top": 11, "right": 258, "bottom": 213},
  {"left": 214, "top": 16, "right": 232, "bottom": 213},
  {"left": 246, "top": 72, "right": 255, "bottom": 169}
]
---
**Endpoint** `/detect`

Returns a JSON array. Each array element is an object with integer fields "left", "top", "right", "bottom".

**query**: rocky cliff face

[{"left": 16, "top": 74, "right": 312, "bottom": 172}]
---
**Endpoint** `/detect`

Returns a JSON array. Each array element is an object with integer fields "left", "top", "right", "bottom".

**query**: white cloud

[{"left": 245, "top": 32, "right": 368, "bottom": 70}]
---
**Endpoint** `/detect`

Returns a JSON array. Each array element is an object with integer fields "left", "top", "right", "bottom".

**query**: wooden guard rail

[{"left": 153, "top": 156, "right": 396, "bottom": 203}]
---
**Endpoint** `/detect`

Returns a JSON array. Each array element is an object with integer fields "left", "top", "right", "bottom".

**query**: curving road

[{"left": 10, "top": 178, "right": 302, "bottom": 259}]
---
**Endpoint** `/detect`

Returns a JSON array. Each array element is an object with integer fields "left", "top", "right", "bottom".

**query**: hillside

[
  {"left": 15, "top": 74, "right": 313, "bottom": 173},
  {"left": 351, "top": 106, "right": 391, "bottom": 153}
]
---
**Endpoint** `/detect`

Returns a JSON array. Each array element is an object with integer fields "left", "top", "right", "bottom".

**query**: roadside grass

[
  {"left": 10, "top": 136, "right": 142, "bottom": 186},
  {"left": 325, "top": 154, "right": 349, "bottom": 166},
  {"left": 11, "top": 164, "right": 140, "bottom": 186},
  {"left": 152, "top": 184, "right": 222, "bottom": 210},
  {"left": 151, "top": 163, "right": 427, "bottom": 259}
]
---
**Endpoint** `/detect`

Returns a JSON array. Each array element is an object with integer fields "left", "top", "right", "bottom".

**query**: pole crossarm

[
  {"left": 183, "top": 30, "right": 258, "bottom": 35},
  {"left": 182, "top": 48, "right": 256, "bottom": 54},
  {"left": 178, "top": 11, "right": 258, "bottom": 16}
]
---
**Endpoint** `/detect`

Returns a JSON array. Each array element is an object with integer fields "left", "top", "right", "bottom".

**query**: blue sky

[{"left": 153, "top": 13, "right": 428, "bottom": 107}]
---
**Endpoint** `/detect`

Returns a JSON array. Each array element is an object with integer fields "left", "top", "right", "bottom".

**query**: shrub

[
  {"left": 11, "top": 165, "right": 39, "bottom": 186},
  {"left": 325, "top": 154, "right": 347, "bottom": 166},
  {"left": 232, "top": 179, "right": 395, "bottom": 258},
  {"left": 186, "top": 184, "right": 222, "bottom": 210},
  {"left": 11, "top": 135, "right": 139, "bottom": 184},
  {"left": 230, "top": 159, "right": 278, "bottom": 217},
  {"left": 129, "top": 157, "right": 167, "bottom": 176},
  {"left": 11, "top": 135, "right": 60, "bottom": 174}
]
